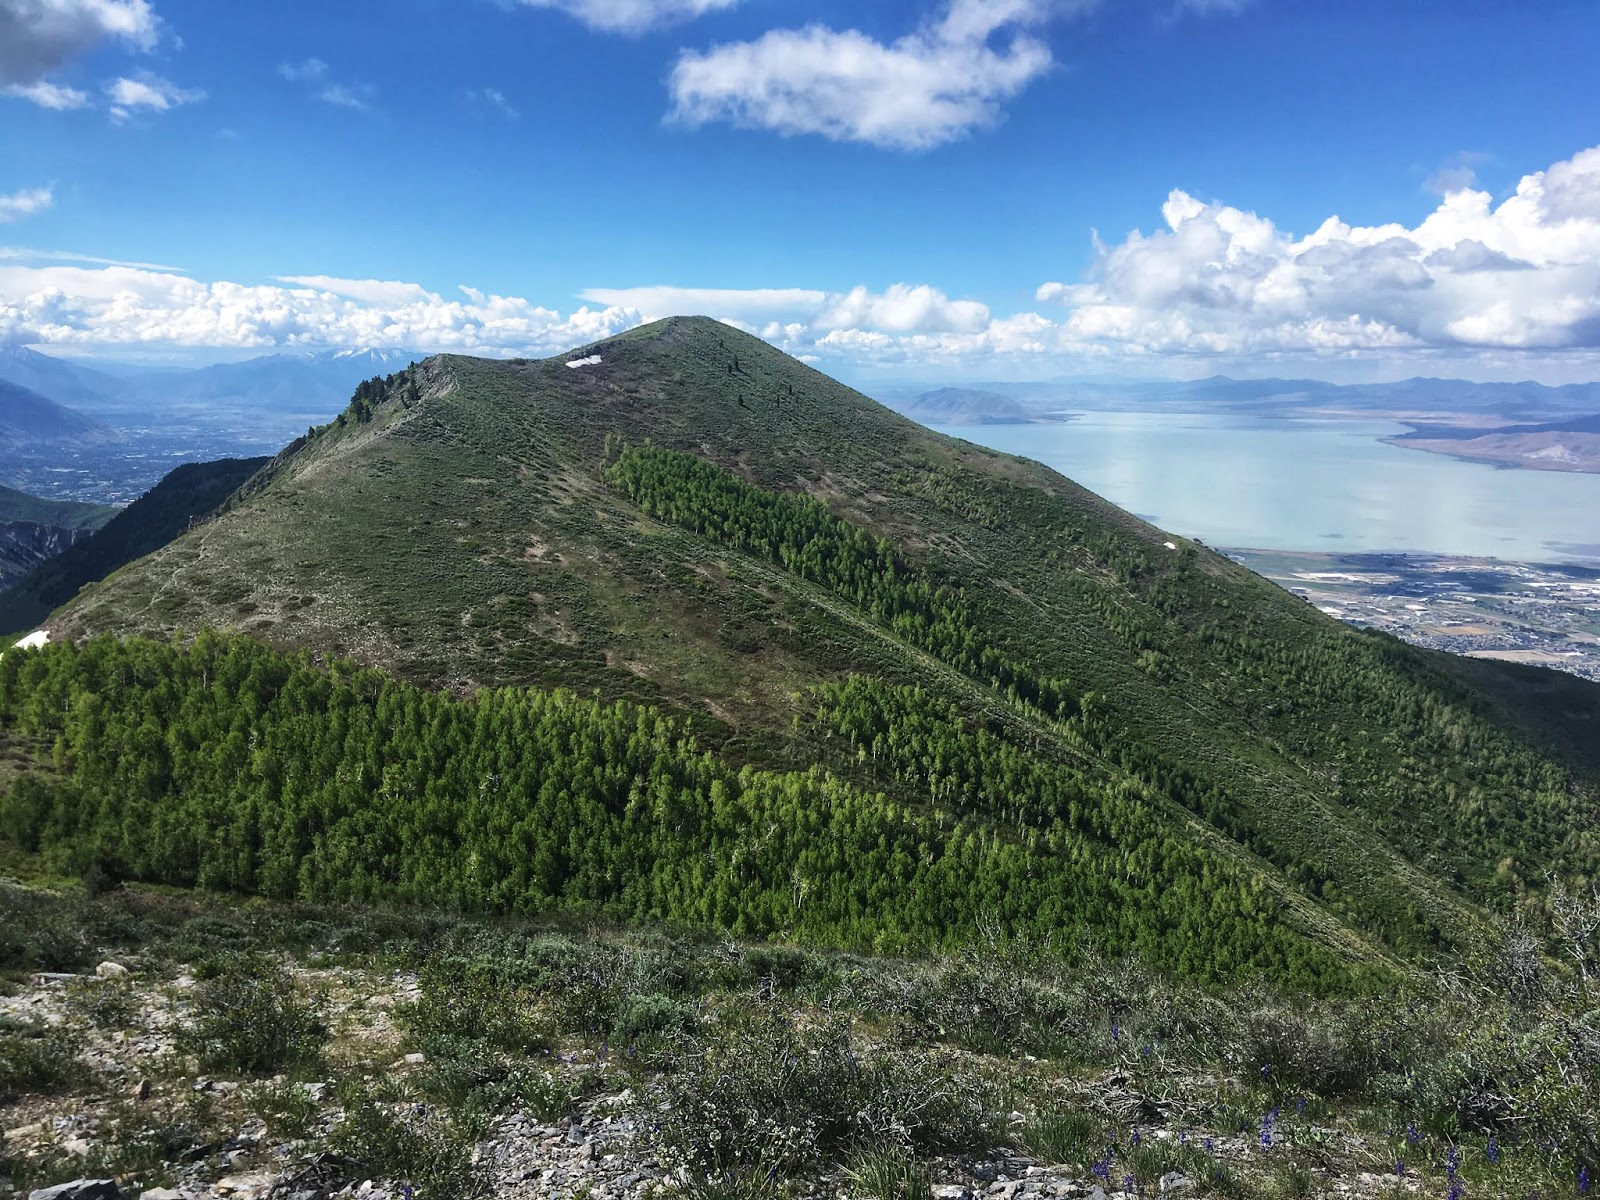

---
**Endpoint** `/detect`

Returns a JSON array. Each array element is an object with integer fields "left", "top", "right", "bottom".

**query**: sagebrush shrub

[
  {"left": 644, "top": 1001, "right": 994, "bottom": 1174},
  {"left": 181, "top": 952, "right": 326, "bottom": 1075}
]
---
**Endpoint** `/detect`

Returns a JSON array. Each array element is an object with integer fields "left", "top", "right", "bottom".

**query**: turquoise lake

[{"left": 928, "top": 413, "right": 1600, "bottom": 563}]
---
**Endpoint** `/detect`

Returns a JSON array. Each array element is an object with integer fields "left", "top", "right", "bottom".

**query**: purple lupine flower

[
  {"left": 1132, "top": 1127, "right": 1143, "bottom": 1147},
  {"left": 1204, "top": 1138, "right": 1215, "bottom": 1154},
  {"left": 1579, "top": 1166, "right": 1590, "bottom": 1194},
  {"left": 1260, "top": 1107, "right": 1280, "bottom": 1151},
  {"left": 1486, "top": 1137, "right": 1501, "bottom": 1166},
  {"left": 1124, "top": 1174, "right": 1136, "bottom": 1194},
  {"left": 1447, "top": 1176, "right": 1466, "bottom": 1200},
  {"left": 1407, "top": 1122, "right": 1422, "bottom": 1146},
  {"left": 1180, "top": 1131, "right": 1189, "bottom": 1148},
  {"left": 1092, "top": 1155, "right": 1113, "bottom": 1183},
  {"left": 1396, "top": 1159, "right": 1407, "bottom": 1179}
]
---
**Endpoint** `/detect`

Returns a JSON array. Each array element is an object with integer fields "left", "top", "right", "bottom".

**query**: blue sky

[{"left": 2, "top": 0, "right": 1599, "bottom": 382}]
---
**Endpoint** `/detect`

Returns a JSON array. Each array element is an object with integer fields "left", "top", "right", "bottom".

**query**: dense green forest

[
  {"left": 0, "top": 631, "right": 1363, "bottom": 991},
  {"left": 603, "top": 442, "right": 1596, "bottom": 949},
  {"left": 606, "top": 442, "right": 1074, "bottom": 718}
]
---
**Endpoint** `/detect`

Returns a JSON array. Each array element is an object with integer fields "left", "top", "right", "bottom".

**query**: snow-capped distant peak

[{"left": 324, "top": 347, "right": 422, "bottom": 365}]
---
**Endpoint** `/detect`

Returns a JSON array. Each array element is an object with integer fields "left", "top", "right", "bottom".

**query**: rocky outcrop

[{"left": 0, "top": 522, "right": 94, "bottom": 591}]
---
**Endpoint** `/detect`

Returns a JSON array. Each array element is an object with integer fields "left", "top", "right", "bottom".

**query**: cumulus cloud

[
  {"left": 4, "top": 79, "right": 92, "bottom": 108},
  {"left": 511, "top": 0, "right": 737, "bottom": 35},
  {"left": 1037, "top": 144, "right": 1600, "bottom": 354},
  {"left": 0, "top": 264, "right": 646, "bottom": 354},
  {"left": 0, "top": 187, "right": 55, "bottom": 223},
  {"left": 8, "top": 145, "right": 1600, "bottom": 376},
  {"left": 105, "top": 71, "right": 202, "bottom": 120},
  {"left": 667, "top": 0, "right": 1060, "bottom": 150},
  {"left": 578, "top": 283, "right": 991, "bottom": 335},
  {"left": 0, "top": 0, "right": 159, "bottom": 86}
]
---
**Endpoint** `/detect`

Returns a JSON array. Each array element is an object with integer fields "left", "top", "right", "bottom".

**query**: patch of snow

[
  {"left": 6, "top": 630, "right": 50, "bottom": 657},
  {"left": 1163, "top": 541, "right": 1177, "bottom": 550},
  {"left": 566, "top": 355, "right": 602, "bottom": 369}
]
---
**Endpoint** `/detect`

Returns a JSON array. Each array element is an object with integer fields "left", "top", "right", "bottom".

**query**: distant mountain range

[
  {"left": 31, "top": 346, "right": 427, "bottom": 419},
  {"left": 0, "top": 378, "right": 119, "bottom": 450},
  {"left": 873, "top": 374, "right": 1600, "bottom": 474},
  {"left": 888, "top": 387, "right": 1067, "bottom": 426},
  {"left": 0, "top": 346, "right": 127, "bottom": 412},
  {"left": 882, "top": 374, "right": 1600, "bottom": 426},
  {"left": 1387, "top": 411, "right": 1600, "bottom": 473},
  {"left": 0, "top": 346, "right": 428, "bottom": 503}
]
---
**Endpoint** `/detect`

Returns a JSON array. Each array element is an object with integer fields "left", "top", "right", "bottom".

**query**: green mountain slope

[
  {"left": 15, "top": 317, "right": 1600, "bottom": 986},
  {"left": 0, "top": 457, "right": 268, "bottom": 635},
  {"left": 0, "top": 485, "right": 117, "bottom": 532}
]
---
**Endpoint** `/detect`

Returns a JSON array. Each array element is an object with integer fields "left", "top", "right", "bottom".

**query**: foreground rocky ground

[{"left": 2, "top": 877, "right": 1595, "bottom": 1200}]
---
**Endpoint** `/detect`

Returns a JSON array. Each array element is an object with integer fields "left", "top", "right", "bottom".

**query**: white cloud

[
  {"left": 0, "top": 0, "right": 159, "bottom": 86},
  {"left": 511, "top": 0, "right": 737, "bottom": 35},
  {"left": 278, "top": 58, "right": 372, "bottom": 111},
  {"left": 0, "top": 187, "right": 55, "bottom": 223},
  {"left": 4, "top": 79, "right": 91, "bottom": 108},
  {"left": 1037, "top": 144, "right": 1600, "bottom": 354},
  {"left": 0, "top": 264, "right": 646, "bottom": 354},
  {"left": 578, "top": 283, "right": 990, "bottom": 335},
  {"left": 275, "top": 276, "right": 438, "bottom": 307},
  {"left": 278, "top": 57, "right": 327, "bottom": 83},
  {"left": 7, "top": 144, "right": 1600, "bottom": 379},
  {"left": 579, "top": 285, "right": 828, "bottom": 317},
  {"left": 815, "top": 284, "right": 990, "bottom": 333},
  {"left": 667, "top": 0, "right": 1060, "bottom": 150},
  {"left": 1170, "top": 0, "right": 1250, "bottom": 14},
  {"left": 105, "top": 71, "right": 202, "bottom": 120},
  {"left": 316, "top": 83, "right": 373, "bottom": 110}
]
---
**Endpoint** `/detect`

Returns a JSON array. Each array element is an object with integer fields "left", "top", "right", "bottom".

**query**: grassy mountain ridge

[{"left": 12, "top": 317, "right": 1600, "bottom": 986}]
